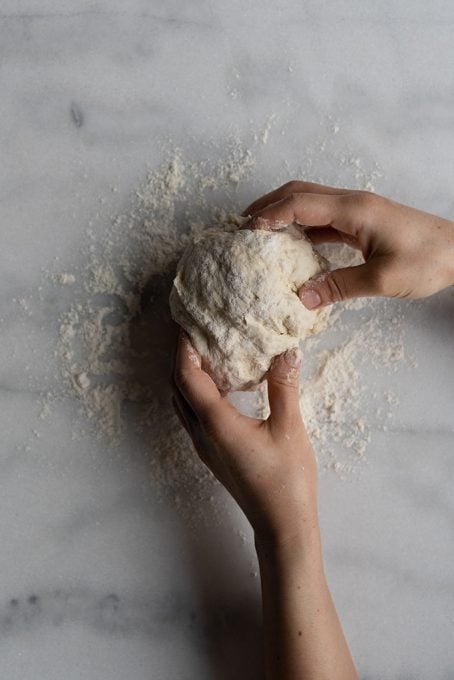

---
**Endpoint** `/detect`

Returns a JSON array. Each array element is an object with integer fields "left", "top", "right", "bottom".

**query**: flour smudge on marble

[{"left": 22, "top": 118, "right": 411, "bottom": 515}]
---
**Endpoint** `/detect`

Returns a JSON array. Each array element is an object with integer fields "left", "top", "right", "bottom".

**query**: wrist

[
  {"left": 254, "top": 516, "right": 322, "bottom": 564},
  {"left": 450, "top": 227, "right": 454, "bottom": 286},
  {"left": 252, "top": 493, "right": 320, "bottom": 548},
  {"left": 442, "top": 219, "right": 454, "bottom": 287}
]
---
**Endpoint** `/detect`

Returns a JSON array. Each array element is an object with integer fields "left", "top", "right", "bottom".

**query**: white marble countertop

[{"left": 1, "top": 2, "right": 454, "bottom": 678}]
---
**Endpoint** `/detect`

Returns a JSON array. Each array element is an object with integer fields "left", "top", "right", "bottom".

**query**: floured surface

[
  {"left": 15, "top": 122, "right": 411, "bottom": 515},
  {"left": 254, "top": 241, "right": 413, "bottom": 476},
  {"left": 3, "top": 8, "right": 454, "bottom": 680}
]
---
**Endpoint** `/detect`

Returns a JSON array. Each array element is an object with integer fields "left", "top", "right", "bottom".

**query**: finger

[
  {"left": 246, "top": 193, "right": 337, "bottom": 233},
  {"left": 267, "top": 348, "right": 302, "bottom": 433},
  {"left": 298, "top": 261, "right": 386, "bottom": 308},
  {"left": 305, "top": 226, "right": 361, "bottom": 250},
  {"left": 304, "top": 227, "right": 347, "bottom": 245},
  {"left": 241, "top": 181, "right": 350, "bottom": 217},
  {"left": 247, "top": 192, "right": 366, "bottom": 239},
  {"left": 173, "top": 330, "right": 233, "bottom": 427},
  {"left": 173, "top": 384, "right": 226, "bottom": 475},
  {"left": 172, "top": 393, "right": 197, "bottom": 435}
]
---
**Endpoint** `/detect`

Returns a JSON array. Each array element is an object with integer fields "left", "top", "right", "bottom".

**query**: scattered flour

[
  {"left": 303, "top": 243, "right": 408, "bottom": 475},
  {"left": 52, "top": 136, "right": 262, "bottom": 512},
  {"left": 255, "top": 240, "right": 410, "bottom": 476},
  {"left": 19, "top": 118, "right": 410, "bottom": 513},
  {"left": 56, "top": 273, "right": 76, "bottom": 285}
]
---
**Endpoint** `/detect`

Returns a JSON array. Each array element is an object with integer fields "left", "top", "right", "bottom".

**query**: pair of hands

[
  {"left": 172, "top": 183, "right": 453, "bottom": 679},
  {"left": 173, "top": 181, "right": 454, "bottom": 542}
]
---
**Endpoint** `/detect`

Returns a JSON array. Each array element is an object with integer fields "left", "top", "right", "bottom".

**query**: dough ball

[{"left": 170, "top": 227, "right": 328, "bottom": 392}]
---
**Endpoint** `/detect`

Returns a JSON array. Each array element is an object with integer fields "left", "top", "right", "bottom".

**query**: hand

[
  {"left": 242, "top": 181, "right": 454, "bottom": 308},
  {"left": 172, "top": 330, "right": 358, "bottom": 680},
  {"left": 172, "top": 330, "right": 319, "bottom": 546}
]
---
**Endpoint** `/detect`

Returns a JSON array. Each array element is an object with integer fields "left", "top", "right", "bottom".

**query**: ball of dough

[{"left": 170, "top": 227, "right": 327, "bottom": 392}]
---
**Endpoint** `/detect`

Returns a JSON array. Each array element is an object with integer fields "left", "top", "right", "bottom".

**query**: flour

[
  {"left": 170, "top": 228, "right": 328, "bottom": 391},
  {"left": 47, "top": 137, "right": 264, "bottom": 514},
  {"left": 298, "top": 243, "right": 408, "bottom": 474},
  {"left": 251, "top": 233, "right": 409, "bottom": 474},
  {"left": 19, "top": 116, "right": 408, "bottom": 515},
  {"left": 56, "top": 273, "right": 76, "bottom": 285},
  {"left": 254, "top": 300, "right": 407, "bottom": 477},
  {"left": 301, "top": 314, "right": 405, "bottom": 472}
]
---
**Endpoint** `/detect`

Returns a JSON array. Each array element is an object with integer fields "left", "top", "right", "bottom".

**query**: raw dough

[{"left": 170, "top": 227, "right": 327, "bottom": 392}]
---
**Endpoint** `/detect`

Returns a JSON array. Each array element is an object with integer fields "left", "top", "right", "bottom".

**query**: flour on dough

[{"left": 170, "top": 227, "right": 328, "bottom": 392}]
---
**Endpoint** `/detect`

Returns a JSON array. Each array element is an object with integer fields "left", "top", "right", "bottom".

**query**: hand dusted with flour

[{"left": 170, "top": 227, "right": 328, "bottom": 392}]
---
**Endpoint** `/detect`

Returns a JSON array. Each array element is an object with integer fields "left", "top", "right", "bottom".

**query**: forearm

[
  {"left": 255, "top": 526, "right": 358, "bottom": 680},
  {"left": 173, "top": 329, "right": 357, "bottom": 676}
]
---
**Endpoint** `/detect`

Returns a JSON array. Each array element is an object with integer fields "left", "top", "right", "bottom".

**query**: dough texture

[{"left": 170, "top": 227, "right": 327, "bottom": 392}]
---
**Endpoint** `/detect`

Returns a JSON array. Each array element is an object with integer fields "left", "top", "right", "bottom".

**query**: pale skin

[
  {"left": 242, "top": 180, "right": 454, "bottom": 307},
  {"left": 172, "top": 182, "right": 454, "bottom": 680}
]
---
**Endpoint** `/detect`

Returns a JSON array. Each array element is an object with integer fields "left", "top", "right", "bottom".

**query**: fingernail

[
  {"left": 284, "top": 347, "right": 301, "bottom": 367},
  {"left": 299, "top": 288, "right": 322, "bottom": 310},
  {"left": 254, "top": 216, "right": 272, "bottom": 231}
]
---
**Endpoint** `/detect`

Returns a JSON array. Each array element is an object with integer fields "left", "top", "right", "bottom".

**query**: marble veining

[{"left": 1, "top": 1, "right": 454, "bottom": 679}]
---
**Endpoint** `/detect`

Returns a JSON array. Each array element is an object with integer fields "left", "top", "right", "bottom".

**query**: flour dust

[{"left": 24, "top": 119, "right": 411, "bottom": 515}]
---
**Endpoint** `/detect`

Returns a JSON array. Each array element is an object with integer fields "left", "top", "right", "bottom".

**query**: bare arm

[
  {"left": 172, "top": 333, "right": 357, "bottom": 680},
  {"left": 256, "top": 533, "right": 356, "bottom": 680}
]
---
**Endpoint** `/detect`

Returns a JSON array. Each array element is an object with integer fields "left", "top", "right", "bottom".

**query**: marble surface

[{"left": 1, "top": 1, "right": 454, "bottom": 678}]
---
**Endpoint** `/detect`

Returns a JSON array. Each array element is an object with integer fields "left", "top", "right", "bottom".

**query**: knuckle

[
  {"left": 325, "top": 273, "right": 348, "bottom": 302},
  {"left": 339, "top": 192, "right": 385, "bottom": 232},
  {"left": 283, "top": 180, "right": 301, "bottom": 194},
  {"left": 270, "top": 374, "right": 300, "bottom": 391},
  {"left": 353, "top": 191, "right": 383, "bottom": 212},
  {"left": 284, "top": 191, "right": 302, "bottom": 208}
]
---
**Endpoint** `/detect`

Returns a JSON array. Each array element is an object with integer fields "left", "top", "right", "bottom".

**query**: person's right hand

[
  {"left": 242, "top": 181, "right": 454, "bottom": 309},
  {"left": 172, "top": 330, "right": 318, "bottom": 546}
]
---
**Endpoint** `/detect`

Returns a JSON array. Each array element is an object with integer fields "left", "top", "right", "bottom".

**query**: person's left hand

[{"left": 172, "top": 331, "right": 319, "bottom": 547}]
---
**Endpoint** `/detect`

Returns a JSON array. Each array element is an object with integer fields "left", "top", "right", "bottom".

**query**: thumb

[
  {"left": 267, "top": 348, "right": 302, "bottom": 431},
  {"left": 298, "top": 263, "right": 381, "bottom": 308}
]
